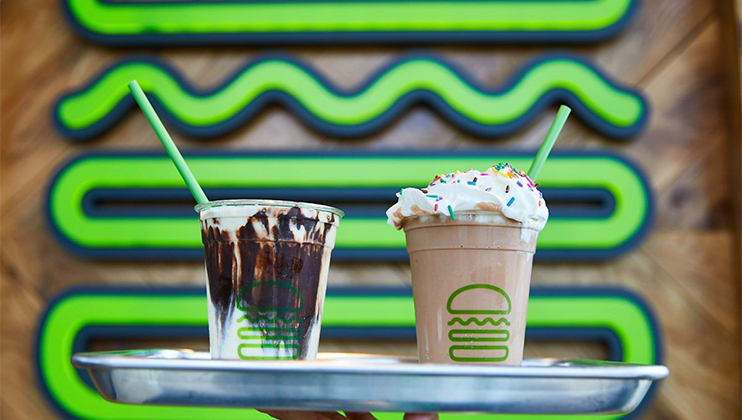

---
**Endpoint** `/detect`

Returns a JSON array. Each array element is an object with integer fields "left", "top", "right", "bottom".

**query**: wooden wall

[{"left": 1, "top": 0, "right": 741, "bottom": 419}]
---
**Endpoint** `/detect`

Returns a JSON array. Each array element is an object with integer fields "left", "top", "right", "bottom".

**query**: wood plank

[
  {"left": 728, "top": 1, "right": 742, "bottom": 417},
  {"left": 534, "top": 231, "right": 739, "bottom": 419}
]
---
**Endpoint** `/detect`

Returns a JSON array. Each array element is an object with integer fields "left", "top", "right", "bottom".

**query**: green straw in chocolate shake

[
  {"left": 528, "top": 105, "right": 571, "bottom": 182},
  {"left": 128, "top": 80, "right": 209, "bottom": 205}
]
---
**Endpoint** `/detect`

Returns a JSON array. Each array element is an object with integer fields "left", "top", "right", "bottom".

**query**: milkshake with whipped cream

[
  {"left": 387, "top": 164, "right": 548, "bottom": 365},
  {"left": 197, "top": 200, "right": 343, "bottom": 360}
]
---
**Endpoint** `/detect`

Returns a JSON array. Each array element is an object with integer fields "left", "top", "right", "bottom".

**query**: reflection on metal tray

[{"left": 72, "top": 349, "right": 668, "bottom": 414}]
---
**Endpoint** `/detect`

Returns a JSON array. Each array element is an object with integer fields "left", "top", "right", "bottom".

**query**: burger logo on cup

[
  {"left": 235, "top": 281, "right": 303, "bottom": 360},
  {"left": 446, "top": 284, "right": 512, "bottom": 362}
]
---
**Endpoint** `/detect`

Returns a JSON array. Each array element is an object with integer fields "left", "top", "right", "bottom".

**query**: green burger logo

[
  {"left": 446, "top": 284, "right": 512, "bottom": 362},
  {"left": 235, "top": 281, "right": 303, "bottom": 360}
]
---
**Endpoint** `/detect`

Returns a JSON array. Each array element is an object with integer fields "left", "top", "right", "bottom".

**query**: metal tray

[{"left": 72, "top": 349, "right": 668, "bottom": 414}]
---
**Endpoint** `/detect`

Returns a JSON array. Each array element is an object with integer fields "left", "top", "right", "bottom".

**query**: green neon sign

[
  {"left": 37, "top": 287, "right": 659, "bottom": 420},
  {"left": 46, "top": 151, "right": 652, "bottom": 260},
  {"left": 62, "top": 0, "right": 638, "bottom": 44},
  {"left": 55, "top": 55, "right": 647, "bottom": 140}
]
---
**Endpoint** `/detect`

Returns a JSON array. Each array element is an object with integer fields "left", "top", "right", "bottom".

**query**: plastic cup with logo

[
  {"left": 196, "top": 199, "right": 343, "bottom": 360},
  {"left": 387, "top": 164, "right": 547, "bottom": 365}
]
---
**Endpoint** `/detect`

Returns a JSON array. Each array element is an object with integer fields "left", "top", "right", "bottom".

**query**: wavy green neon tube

[
  {"left": 56, "top": 58, "right": 645, "bottom": 136},
  {"left": 66, "top": 0, "right": 634, "bottom": 35}
]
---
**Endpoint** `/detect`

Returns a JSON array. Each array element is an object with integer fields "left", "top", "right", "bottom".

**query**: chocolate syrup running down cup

[{"left": 196, "top": 200, "right": 343, "bottom": 360}]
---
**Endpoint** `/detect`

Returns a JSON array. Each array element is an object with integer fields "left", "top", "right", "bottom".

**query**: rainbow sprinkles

[{"left": 386, "top": 163, "right": 548, "bottom": 231}]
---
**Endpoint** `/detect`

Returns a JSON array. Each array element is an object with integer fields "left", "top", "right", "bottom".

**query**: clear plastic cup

[{"left": 196, "top": 199, "right": 343, "bottom": 360}]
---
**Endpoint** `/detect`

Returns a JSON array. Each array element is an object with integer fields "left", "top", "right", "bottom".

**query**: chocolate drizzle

[{"left": 201, "top": 206, "right": 335, "bottom": 359}]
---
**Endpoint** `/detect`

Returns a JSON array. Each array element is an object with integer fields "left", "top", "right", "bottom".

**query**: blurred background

[{"left": 1, "top": 0, "right": 741, "bottom": 419}]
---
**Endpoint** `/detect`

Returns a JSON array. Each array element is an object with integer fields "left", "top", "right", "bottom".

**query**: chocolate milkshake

[
  {"left": 196, "top": 200, "right": 343, "bottom": 360},
  {"left": 387, "top": 164, "right": 548, "bottom": 365}
]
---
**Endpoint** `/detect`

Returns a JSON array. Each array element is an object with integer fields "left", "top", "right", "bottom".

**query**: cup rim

[
  {"left": 401, "top": 211, "right": 541, "bottom": 232},
  {"left": 194, "top": 199, "right": 345, "bottom": 218}
]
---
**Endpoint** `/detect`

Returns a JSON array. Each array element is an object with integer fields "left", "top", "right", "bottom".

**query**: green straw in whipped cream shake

[
  {"left": 128, "top": 80, "right": 209, "bottom": 204},
  {"left": 528, "top": 105, "right": 571, "bottom": 181}
]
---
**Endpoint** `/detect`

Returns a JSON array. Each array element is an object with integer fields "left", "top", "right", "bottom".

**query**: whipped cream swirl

[{"left": 386, "top": 164, "right": 548, "bottom": 230}]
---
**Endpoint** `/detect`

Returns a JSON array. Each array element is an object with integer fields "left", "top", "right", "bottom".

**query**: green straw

[
  {"left": 528, "top": 105, "right": 571, "bottom": 182},
  {"left": 128, "top": 80, "right": 209, "bottom": 205}
]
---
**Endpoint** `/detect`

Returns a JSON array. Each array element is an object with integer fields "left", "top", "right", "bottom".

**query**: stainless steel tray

[{"left": 72, "top": 349, "right": 668, "bottom": 414}]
